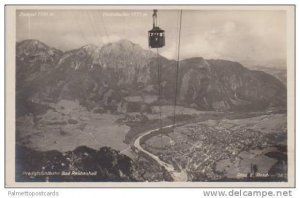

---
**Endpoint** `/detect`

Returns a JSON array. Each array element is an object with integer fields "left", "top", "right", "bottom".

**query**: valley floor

[{"left": 16, "top": 99, "right": 287, "bottom": 182}]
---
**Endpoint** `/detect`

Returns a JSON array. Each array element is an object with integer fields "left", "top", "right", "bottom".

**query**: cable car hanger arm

[{"left": 153, "top": 9, "right": 157, "bottom": 28}]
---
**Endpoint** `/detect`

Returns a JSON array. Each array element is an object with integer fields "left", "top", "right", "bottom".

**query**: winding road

[{"left": 133, "top": 124, "right": 188, "bottom": 182}]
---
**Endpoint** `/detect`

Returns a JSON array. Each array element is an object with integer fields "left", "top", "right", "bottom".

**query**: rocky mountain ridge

[{"left": 16, "top": 39, "right": 287, "bottom": 115}]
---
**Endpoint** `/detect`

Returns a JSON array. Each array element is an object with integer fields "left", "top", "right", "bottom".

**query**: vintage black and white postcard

[{"left": 5, "top": 5, "right": 295, "bottom": 187}]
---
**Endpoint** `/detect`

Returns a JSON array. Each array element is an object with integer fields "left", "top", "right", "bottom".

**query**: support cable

[
  {"left": 173, "top": 10, "right": 183, "bottom": 130},
  {"left": 156, "top": 48, "right": 163, "bottom": 132}
]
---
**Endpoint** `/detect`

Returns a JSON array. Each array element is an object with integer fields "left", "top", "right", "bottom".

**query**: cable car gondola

[{"left": 148, "top": 10, "right": 165, "bottom": 48}]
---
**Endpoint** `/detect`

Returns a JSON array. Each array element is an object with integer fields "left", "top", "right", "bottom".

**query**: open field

[{"left": 16, "top": 100, "right": 129, "bottom": 152}]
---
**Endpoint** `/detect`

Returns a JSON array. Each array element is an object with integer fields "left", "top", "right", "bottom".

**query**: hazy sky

[{"left": 16, "top": 9, "right": 287, "bottom": 67}]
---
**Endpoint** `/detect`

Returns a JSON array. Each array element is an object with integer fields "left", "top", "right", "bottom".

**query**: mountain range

[{"left": 16, "top": 39, "right": 287, "bottom": 116}]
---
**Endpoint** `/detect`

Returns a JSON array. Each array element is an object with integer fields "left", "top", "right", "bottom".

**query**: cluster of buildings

[{"left": 144, "top": 121, "right": 284, "bottom": 181}]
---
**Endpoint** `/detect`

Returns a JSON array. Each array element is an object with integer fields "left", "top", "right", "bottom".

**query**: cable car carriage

[{"left": 148, "top": 10, "right": 165, "bottom": 48}]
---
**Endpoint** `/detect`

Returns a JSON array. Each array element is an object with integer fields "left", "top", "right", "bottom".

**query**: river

[{"left": 133, "top": 124, "right": 188, "bottom": 181}]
